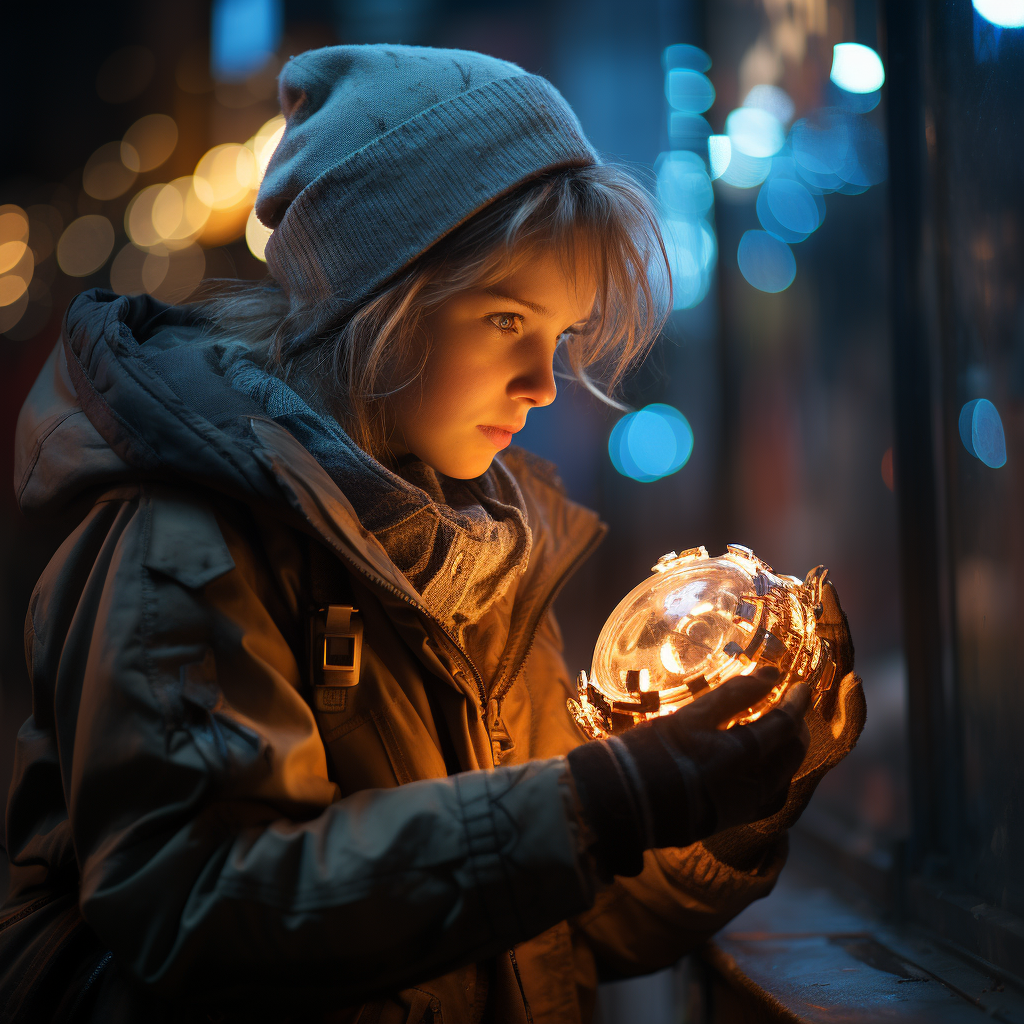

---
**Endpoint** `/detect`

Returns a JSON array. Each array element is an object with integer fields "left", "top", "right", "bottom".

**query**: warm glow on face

[{"left": 383, "top": 247, "right": 596, "bottom": 479}]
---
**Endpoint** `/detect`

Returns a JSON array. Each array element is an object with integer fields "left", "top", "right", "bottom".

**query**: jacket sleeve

[
  {"left": 527, "top": 610, "right": 788, "bottom": 979},
  {"left": 31, "top": 486, "right": 597, "bottom": 1011}
]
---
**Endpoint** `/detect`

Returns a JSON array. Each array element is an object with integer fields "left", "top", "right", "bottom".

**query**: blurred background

[{"left": 2, "top": 0, "right": 1021, "bottom": 1018}]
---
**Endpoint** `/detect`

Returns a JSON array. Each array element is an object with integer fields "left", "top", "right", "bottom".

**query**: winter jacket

[{"left": 0, "top": 291, "right": 787, "bottom": 1023}]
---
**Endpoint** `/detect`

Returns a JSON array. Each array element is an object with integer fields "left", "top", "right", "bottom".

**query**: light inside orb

[{"left": 569, "top": 544, "right": 837, "bottom": 738}]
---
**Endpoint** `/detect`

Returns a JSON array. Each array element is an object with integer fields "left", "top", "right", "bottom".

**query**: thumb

[{"left": 684, "top": 667, "right": 781, "bottom": 730}]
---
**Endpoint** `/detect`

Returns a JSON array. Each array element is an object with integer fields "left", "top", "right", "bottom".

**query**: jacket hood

[{"left": 15, "top": 289, "right": 283, "bottom": 516}]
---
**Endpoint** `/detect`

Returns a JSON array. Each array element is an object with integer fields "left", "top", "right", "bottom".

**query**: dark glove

[
  {"left": 703, "top": 577, "right": 867, "bottom": 871},
  {"left": 567, "top": 668, "right": 811, "bottom": 878}
]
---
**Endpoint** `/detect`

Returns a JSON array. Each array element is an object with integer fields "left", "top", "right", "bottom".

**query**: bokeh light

[
  {"left": 973, "top": 0, "right": 1024, "bottom": 28},
  {"left": 0, "top": 205, "right": 35, "bottom": 333},
  {"left": 661, "top": 217, "right": 716, "bottom": 309},
  {"left": 126, "top": 184, "right": 167, "bottom": 249},
  {"left": 212, "top": 0, "right": 282, "bottom": 80},
  {"left": 765, "top": 178, "right": 820, "bottom": 235},
  {"left": 737, "top": 230, "right": 796, "bottom": 293},
  {"left": 121, "top": 114, "right": 179, "bottom": 173},
  {"left": 246, "top": 208, "right": 273, "bottom": 261},
  {"left": 251, "top": 114, "right": 286, "bottom": 177},
  {"left": 669, "top": 113, "right": 712, "bottom": 150},
  {"left": 708, "top": 135, "right": 732, "bottom": 179},
  {"left": 830, "top": 43, "right": 886, "bottom": 94},
  {"left": 726, "top": 106, "right": 785, "bottom": 158},
  {"left": 719, "top": 147, "right": 772, "bottom": 189},
  {"left": 0, "top": 205, "right": 34, "bottom": 305},
  {"left": 193, "top": 143, "right": 258, "bottom": 209},
  {"left": 662, "top": 43, "right": 712, "bottom": 72},
  {"left": 788, "top": 110, "right": 887, "bottom": 194},
  {"left": 831, "top": 82, "right": 881, "bottom": 114},
  {"left": 0, "top": 240, "right": 27, "bottom": 275},
  {"left": 742, "top": 84, "right": 795, "bottom": 126},
  {"left": 0, "top": 206, "right": 29, "bottom": 249},
  {"left": 120, "top": 116, "right": 281, "bottom": 260},
  {"left": 665, "top": 69, "right": 716, "bottom": 114},
  {"left": 756, "top": 184, "right": 807, "bottom": 243},
  {"left": 790, "top": 114, "right": 846, "bottom": 189},
  {"left": 0, "top": 276, "right": 28, "bottom": 309},
  {"left": 82, "top": 142, "right": 138, "bottom": 201},
  {"left": 959, "top": 398, "right": 1007, "bottom": 468},
  {"left": 109, "top": 242, "right": 151, "bottom": 296},
  {"left": 610, "top": 404, "right": 694, "bottom": 482},
  {"left": 57, "top": 215, "right": 115, "bottom": 278},
  {"left": 657, "top": 151, "right": 714, "bottom": 218},
  {"left": 152, "top": 177, "right": 212, "bottom": 247}
]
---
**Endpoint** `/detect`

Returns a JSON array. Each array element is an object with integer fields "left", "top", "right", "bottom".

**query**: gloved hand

[
  {"left": 702, "top": 577, "right": 867, "bottom": 871},
  {"left": 567, "top": 667, "right": 811, "bottom": 878}
]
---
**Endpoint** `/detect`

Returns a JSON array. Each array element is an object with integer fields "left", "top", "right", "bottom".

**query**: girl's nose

[{"left": 508, "top": 349, "right": 558, "bottom": 408}]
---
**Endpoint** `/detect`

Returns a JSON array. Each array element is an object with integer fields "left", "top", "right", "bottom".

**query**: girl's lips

[{"left": 477, "top": 425, "right": 514, "bottom": 449}]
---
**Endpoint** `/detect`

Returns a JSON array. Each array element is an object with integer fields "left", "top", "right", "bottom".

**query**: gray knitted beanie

[{"left": 256, "top": 44, "right": 598, "bottom": 325}]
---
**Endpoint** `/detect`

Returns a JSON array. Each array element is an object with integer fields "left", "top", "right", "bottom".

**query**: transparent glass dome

[{"left": 570, "top": 544, "right": 835, "bottom": 738}]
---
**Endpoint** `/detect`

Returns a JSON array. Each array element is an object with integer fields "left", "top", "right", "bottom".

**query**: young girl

[{"left": 2, "top": 44, "right": 863, "bottom": 1024}]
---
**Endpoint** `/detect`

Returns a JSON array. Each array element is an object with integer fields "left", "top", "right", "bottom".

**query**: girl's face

[{"left": 385, "top": 247, "right": 597, "bottom": 479}]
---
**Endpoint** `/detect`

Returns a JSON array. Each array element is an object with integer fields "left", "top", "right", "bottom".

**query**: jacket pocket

[{"left": 141, "top": 490, "right": 235, "bottom": 590}]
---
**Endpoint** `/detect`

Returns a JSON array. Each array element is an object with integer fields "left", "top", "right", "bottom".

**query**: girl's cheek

[{"left": 429, "top": 349, "right": 502, "bottom": 413}]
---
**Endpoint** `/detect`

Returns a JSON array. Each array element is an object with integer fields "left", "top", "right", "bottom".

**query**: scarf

[{"left": 228, "top": 359, "right": 533, "bottom": 639}]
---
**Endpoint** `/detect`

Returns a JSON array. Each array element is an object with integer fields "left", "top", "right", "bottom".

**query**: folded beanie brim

[{"left": 264, "top": 73, "right": 597, "bottom": 315}]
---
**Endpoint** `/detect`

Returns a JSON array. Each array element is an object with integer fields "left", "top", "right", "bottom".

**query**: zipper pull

[{"left": 487, "top": 698, "right": 514, "bottom": 765}]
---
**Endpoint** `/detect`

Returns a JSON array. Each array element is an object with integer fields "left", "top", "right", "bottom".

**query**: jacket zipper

[{"left": 508, "top": 946, "right": 535, "bottom": 1024}]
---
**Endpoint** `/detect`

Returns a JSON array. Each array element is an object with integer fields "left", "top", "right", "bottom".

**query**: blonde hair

[{"left": 200, "top": 164, "right": 671, "bottom": 458}]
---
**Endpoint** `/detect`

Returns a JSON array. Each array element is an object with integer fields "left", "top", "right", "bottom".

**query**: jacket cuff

[{"left": 454, "top": 757, "right": 598, "bottom": 943}]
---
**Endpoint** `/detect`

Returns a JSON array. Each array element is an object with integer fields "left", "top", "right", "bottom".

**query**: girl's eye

[{"left": 488, "top": 313, "right": 522, "bottom": 334}]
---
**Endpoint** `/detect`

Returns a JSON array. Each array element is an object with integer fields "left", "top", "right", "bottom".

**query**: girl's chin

[{"left": 417, "top": 445, "right": 496, "bottom": 480}]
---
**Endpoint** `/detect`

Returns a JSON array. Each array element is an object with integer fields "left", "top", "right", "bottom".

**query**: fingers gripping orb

[{"left": 569, "top": 544, "right": 837, "bottom": 739}]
